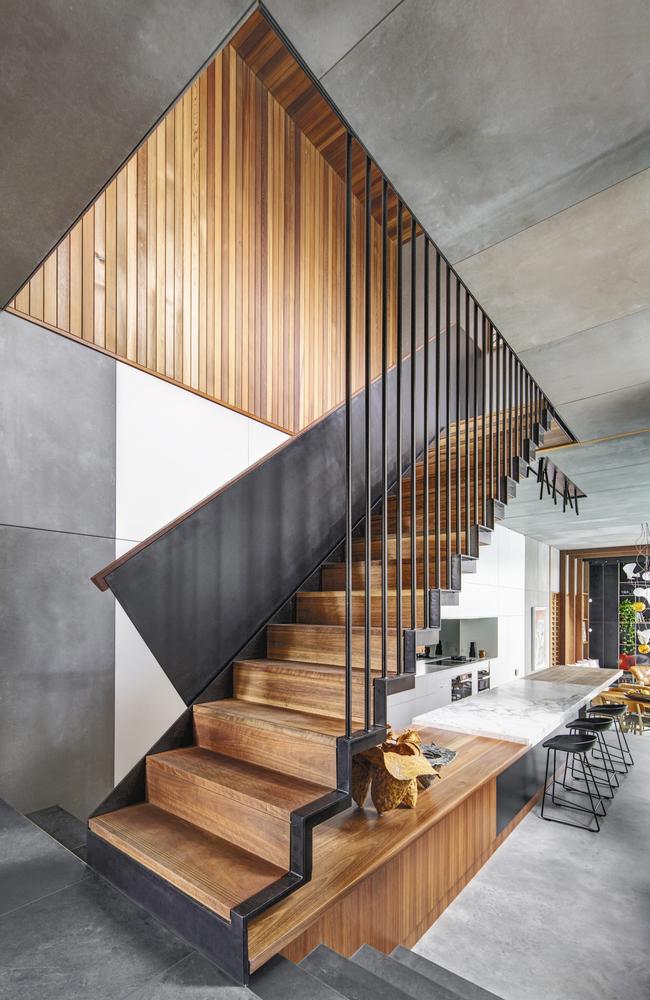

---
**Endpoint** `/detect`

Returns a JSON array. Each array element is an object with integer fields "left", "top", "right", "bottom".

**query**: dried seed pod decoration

[{"left": 351, "top": 755, "right": 372, "bottom": 808}]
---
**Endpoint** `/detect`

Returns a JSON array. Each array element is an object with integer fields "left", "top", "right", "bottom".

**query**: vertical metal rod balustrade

[
  {"left": 473, "top": 301, "right": 479, "bottom": 526},
  {"left": 464, "top": 286, "right": 470, "bottom": 548},
  {"left": 455, "top": 276, "right": 461, "bottom": 555},
  {"left": 488, "top": 321, "right": 494, "bottom": 505},
  {"left": 344, "top": 132, "right": 353, "bottom": 737},
  {"left": 495, "top": 333, "right": 502, "bottom": 502},
  {"left": 435, "top": 251, "right": 442, "bottom": 592},
  {"left": 410, "top": 215, "right": 417, "bottom": 631},
  {"left": 396, "top": 201, "right": 404, "bottom": 671},
  {"left": 423, "top": 239, "right": 430, "bottom": 626},
  {"left": 363, "top": 153, "right": 372, "bottom": 730},
  {"left": 481, "top": 313, "right": 487, "bottom": 525},
  {"left": 380, "top": 180, "right": 389, "bottom": 680},
  {"left": 445, "top": 262, "right": 452, "bottom": 588}
]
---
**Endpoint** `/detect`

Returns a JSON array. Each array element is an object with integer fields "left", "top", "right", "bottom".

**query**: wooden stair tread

[
  {"left": 149, "top": 746, "right": 330, "bottom": 818},
  {"left": 89, "top": 803, "right": 285, "bottom": 919},
  {"left": 236, "top": 658, "right": 385, "bottom": 678},
  {"left": 194, "top": 698, "right": 345, "bottom": 742}
]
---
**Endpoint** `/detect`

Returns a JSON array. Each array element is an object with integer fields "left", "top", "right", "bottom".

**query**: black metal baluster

[
  {"left": 445, "top": 261, "right": 451, "bottom": 589},
  {"left": 380, "top": 179, "right": 388, "bottom": 679},
  {"left": 344, "top": 132, "right": 353, "bottom": 737},
  {"left": 495, "top": 333, "right": 501, "bottom": 501},
  {"left": 423, "top": 240, "right": 430, "bottom": 625},
  {"left": 435, "top": 252, "right": 441, "bottom": 591},
  {"left": 508, "top": 348, "right": 515, "bottom": 478},
  {"left": 410, "top": 215, "right": 417, "bottom": 632},
  {"left": 363, "top": 153, "right": 372, "bottom": 732},
  {"left": 481, "top": 313, "right": 487, "bottom": 525},
  {"left": 455, "top": 275, "right": 461, "bottom": 555},
  {"left": 464, "top": 286, "right": 470, "bottom": 547},
  {"left": 396, "top": 200, "right": 404, "bottom": 671},
  {"left": 488, "top": 321, "right": 494, "bottom": 502},
  {"left": 473, "top": 301, "right": 479, "bottom": 524}
]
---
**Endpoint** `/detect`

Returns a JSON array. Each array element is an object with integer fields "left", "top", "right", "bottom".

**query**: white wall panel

[{"left": 115, "top": 364, "right": 288, "bottom": 543}]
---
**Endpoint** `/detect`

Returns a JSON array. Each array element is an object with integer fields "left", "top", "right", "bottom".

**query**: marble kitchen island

[{"left": 412, "top": 665, "right": 621, "bottom": 746}]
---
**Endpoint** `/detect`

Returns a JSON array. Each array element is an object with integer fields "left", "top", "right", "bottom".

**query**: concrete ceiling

[{"left": 2, "top": 0, "right": 649, "bottom": 547}]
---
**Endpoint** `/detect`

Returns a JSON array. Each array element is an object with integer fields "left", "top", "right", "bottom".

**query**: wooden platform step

[
  {"left": 89, "top": 803, "right": 285, "bottom": 920},
  {"left": 267, "top": 623, "right": 398, "bottom": 668},
  {"left": 193, "top": 699, "right": 341, "bottom": 786},
  {"left": 234, "top": 658, "right": 376, "bottom": 722},
  {"left": 146, "top": 746, "right": 330, "bottom": 869}
]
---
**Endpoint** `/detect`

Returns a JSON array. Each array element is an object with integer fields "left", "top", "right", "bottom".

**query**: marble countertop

[{"left": 412, "top": 667, "right": 621, "bottom": 746}]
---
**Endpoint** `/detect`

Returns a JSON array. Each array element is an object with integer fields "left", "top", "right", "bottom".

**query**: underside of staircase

[{"left": 87, "top": 405, "right": 556, "bottom": 983}]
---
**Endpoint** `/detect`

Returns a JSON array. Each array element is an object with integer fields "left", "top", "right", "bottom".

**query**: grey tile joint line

[
  {"left": 319, "top": 0, "right": 408, "bottom": 80},
  {"left": 0, "top": 521, "right": 138, "bottom": 545},
  {"left": 453, "top": 164, "right": 650, "bottom": 266},
  {"left": 519, "top": 303, "right": 650, "bottom": 353}
]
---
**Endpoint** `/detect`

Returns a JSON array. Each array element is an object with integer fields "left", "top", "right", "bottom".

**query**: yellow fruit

[
  {"left": 633, "top": 601, "right": 645, "bottom": 612},
  {"left": 638, "top": 643, "right": 649, "bottom": 654}
]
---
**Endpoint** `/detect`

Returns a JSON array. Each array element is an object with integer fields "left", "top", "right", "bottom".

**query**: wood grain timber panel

[
  {"left": 7, "top": 16, "right": 401, "bottom": 434},
  {"left": 247, "top": 727, "right": 525, "bottom": 971}
]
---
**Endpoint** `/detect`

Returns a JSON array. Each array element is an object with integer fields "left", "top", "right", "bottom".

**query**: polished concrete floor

[{"left": 415, "top": 730, "right": 650, "bottom": 1000}]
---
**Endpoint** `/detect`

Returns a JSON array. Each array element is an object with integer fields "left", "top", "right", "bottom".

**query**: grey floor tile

[
  {"left": 0, "top": 798, "right": 87, "bottom": 917},
  {"left": 0, "top": 873, "right": 190, "bottom": 1000},
  {"left": 123, "top": 951, "right": 253, "bottom": 999},
  {"left": 27, "top": 804, "right": 87, "bottom": 852}
]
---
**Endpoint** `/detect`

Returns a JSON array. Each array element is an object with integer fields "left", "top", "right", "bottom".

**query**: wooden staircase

[{"left": 88, "top": 407, "right": 549, "bottom": 981}]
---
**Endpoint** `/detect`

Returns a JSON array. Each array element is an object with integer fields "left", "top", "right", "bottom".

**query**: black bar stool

[
  {"left": 540, "top": 734, "right": 605, "bottom": 832},
  {"left": 567, "top": 717, "right": 619, "bottom": 798},
  {"left": 586, "top": 704, "right": 634, "bottom": 772}
]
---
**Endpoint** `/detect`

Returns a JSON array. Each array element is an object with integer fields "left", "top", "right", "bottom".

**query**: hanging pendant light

[{"left": 633, "top": 522, "right": 650, "bottom": 579}]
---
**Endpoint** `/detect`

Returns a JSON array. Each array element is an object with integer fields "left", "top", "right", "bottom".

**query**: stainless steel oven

[
  {"left": 478, "top": 665, "right": 490, "bottom": 692},
  {"left": 451, "top": 671, "right": 472, "bottom": 701}
]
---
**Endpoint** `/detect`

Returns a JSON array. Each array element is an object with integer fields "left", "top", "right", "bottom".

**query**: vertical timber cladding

[{"left": 7, "top": 18, "right": 399, "bottom": 434}]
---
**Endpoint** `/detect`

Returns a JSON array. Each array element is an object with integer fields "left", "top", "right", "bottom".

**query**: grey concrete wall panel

[
  {"left": 0, "top": 312, "right": 116, "bottom": 537},
  {"left": 320, "top": 0, "right": 650, "bottom": 262},
  {"left": 0, "top": 0, "right": 252, "bottom": 307},
  {"left": 0, "top": 526, "right": 115, "bottom": 819},
  {"left": 266, "top": 0, "right": 400, "bottom": 79}
]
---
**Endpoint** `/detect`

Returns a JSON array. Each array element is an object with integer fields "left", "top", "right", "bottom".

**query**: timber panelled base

[{"left": 246, "top": 728, "right": 544, "bottom": 973}]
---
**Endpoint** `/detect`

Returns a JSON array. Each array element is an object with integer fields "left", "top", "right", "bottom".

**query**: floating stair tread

[
  {"left": 194, "top": 698, "right": 345, "bottom": 743},
  {"left": 149, "top": 746, "right": 330, "bottom": 818},
  {"left": 89, "top": 803, "right": 285, "bottom": 919}
]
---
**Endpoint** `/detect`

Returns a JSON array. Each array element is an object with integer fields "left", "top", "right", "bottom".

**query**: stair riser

[
  {"left": 267, "top": 625, "right": 397, "bottom": 668},
  {"left": 297, "top": 593, "right": 423, "bottom": 629},
  {"left": 193, "top": 711, "right": 338, "bottom": 787},
  {"left": 146, "top": 759, "right": 289, "bottom": 869},
  {"left": 234, "top": 663, "right": 369, "bottom": 722}
]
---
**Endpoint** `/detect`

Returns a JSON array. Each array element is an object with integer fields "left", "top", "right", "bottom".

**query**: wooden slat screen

[
  {"left": 550, "top": 592, "right": 560, "bottom": 666},
  {"left": 8, "top": 39, "right": 400, "bottom": 434}
]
